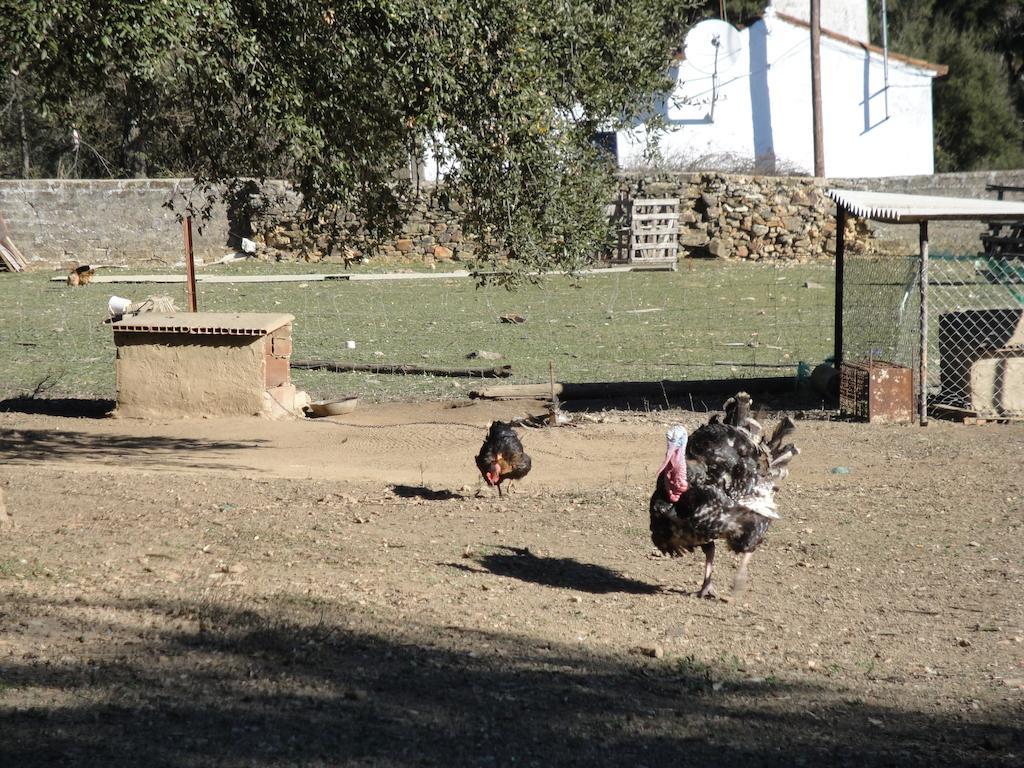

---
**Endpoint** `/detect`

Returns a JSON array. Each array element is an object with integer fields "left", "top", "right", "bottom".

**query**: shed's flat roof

[
  {"left": 111, "top": 312, "right": 294, "bottom": 336},
  {"left": 828, "top": 189, "right": 1024, "bottom": 223}
]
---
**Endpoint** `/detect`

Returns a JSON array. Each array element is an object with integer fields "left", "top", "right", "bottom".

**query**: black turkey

[
  {"left": 649, "top": 392, "right": 799, "bottom": 598},
  {"left": 475, "top": 421, "right": 532, "bottom": 497}
]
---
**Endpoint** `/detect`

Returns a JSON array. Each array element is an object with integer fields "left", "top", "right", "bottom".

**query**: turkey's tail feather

[
  {"left": 765, "top": 417, "right": 799, "bottom": 481},
  {"left": 723, "top": 392, "right": 752, "bottom": 428},
  {"left": 767, "top": 416, "right": 796, "bottom": 454}
]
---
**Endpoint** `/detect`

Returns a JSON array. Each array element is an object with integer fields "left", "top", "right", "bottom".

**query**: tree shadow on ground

[
  {"left": 0, "top": 428, "right": 264, "bottom": 471},
  {"left": 0, "top": 396, "right": 116, "bottom": 419},
  {"left": 0, "top": 593, "right": 1018, "bottom": 768},
  {"left": 390, "top": 484, "right": 466, "bottom": 501},
  {"left": 456, "top": 545, "right": 663, "bottom": 595}
]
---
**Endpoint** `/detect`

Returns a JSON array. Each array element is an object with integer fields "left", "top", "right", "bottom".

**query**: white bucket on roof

[{"left": 108, "top": 296, "right": 132, "bottom": 317}]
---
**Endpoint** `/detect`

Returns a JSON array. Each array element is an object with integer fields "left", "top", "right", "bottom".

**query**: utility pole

[{"left": 810, "top": 0, "right": 825, "bottom": 177}]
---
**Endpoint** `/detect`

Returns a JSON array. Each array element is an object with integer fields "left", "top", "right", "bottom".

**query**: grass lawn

[{"left": 0, "top": 260, "right": 836, "bottom": 402}]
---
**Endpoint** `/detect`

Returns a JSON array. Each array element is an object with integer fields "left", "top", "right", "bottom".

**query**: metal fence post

[{"left": 918, "top": 220, "right": 929, "bottom": 426}]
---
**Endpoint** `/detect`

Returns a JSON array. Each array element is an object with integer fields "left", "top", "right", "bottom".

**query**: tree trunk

[
  {"left": 13, "top": 74, "right": 30, "bottom": 177},
  {"left": 123, "top": 79, "right": 148, "bottom": 178}
]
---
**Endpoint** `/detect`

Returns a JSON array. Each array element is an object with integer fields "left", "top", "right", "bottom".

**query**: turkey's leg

[
  {"left": 733, "top": 551, "right": 753, "bottom": 593},
  {"left": 496, "top": 482, "right": 503, "bottom": 498},
  {"left": 696, "top": 542, "right": 717, "bottom": 599}
]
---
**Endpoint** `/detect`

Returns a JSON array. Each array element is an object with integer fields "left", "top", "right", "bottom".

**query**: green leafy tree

[{"left": 1, "top": 0, "right": 696, "bottom": 281}]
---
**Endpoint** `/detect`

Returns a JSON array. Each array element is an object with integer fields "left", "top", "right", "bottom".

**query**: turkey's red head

[
  {"left": 658, "top": 426, "right": 689, "bottom": 502},
  {"left": 485, "top": 458, "right": 502, "bottom": 486}
]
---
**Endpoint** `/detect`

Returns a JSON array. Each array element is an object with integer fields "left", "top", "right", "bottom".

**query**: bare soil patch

[{"left": 1, "top": 402, "right": 1022, "bottom": 766}]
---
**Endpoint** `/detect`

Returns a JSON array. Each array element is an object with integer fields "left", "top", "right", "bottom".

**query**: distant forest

[{"left": 1, "top": 1, "right": 1021, "bottom": 178}]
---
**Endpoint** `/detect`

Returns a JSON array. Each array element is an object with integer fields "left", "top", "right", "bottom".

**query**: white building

[{"left": 615, "top": 1, "right": 948, "bottom": 177}]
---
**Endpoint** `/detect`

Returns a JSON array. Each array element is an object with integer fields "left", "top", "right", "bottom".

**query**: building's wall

[
  {"left": 619, "top": 15, "right": 938, "bottom": 178},
  {"left": 114, "top": 334, "right": 267, "bottom": 418},
  {"left": 764, "top": 14, "right": 937, "bottom": 177},
  {"left": 772, "top": 0, "right": 870, "bottom": 42}
]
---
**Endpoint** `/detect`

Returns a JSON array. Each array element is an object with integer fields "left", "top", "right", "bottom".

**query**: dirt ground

[{"left": 1, "top": 399, "right": 1022, "bottom": 767}]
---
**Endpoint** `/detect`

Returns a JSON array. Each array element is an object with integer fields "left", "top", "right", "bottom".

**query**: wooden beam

[
  {"left": 291, "top": 360, "right": 512, "bottom": 378},
  {"left": 183, "top": 216, "right": 197, "bottom": 312},
  {"left": 810, "top": 0, "right": 825, "bottom": 177},
  {"left": 469, "top": 377, "right": 799, "bottom": 401}
]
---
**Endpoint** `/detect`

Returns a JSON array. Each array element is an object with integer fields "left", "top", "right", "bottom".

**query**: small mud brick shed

[{"left": 111, "top": 312, "right": 299, "bottom": 418}]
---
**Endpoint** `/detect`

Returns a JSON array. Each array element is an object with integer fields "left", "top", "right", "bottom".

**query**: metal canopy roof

[
  {"left": 111, "top": 312, "right": 294, "bottom": 336},
  {"left": 828, "top": 188, "right": 1024, "bottom": 223}
]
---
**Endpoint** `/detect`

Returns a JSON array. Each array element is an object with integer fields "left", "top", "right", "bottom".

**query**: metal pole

[
  {"left": 810, "top": 0, "right": 825, "bottom": 177},
  {"left": 183, "top": 215, "right": 198, "bottom": 312},
  {"left": 834, "top": 206, "right": 846, "bottom": 369},
  {"left": 918, "top": 220, "right": 929, "bottom": 426},
  {"left": 881, "top": 0, "right": 890, "bottom": 120}
]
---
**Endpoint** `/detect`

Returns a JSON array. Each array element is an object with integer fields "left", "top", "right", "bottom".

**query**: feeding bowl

[{"left": 305, "top": 396, "right": 359, "bottom": 417}]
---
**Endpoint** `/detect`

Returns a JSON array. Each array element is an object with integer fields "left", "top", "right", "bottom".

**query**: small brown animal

[
  {"left": 475, "top": 421, "right": 532, "bottom": 497},
  {"left": 67, "top": 264, "right": 95, "bottom": 286}
]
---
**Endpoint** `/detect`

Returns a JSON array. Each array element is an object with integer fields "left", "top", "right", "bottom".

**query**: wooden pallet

[
  {"left": 617, "top": 197, "right": 679, "bottom": 269},
  {"left": 930, "top": 402, "right": 1024, "bottom": 424}
]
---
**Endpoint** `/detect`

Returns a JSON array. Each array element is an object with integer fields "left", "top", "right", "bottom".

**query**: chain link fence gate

[{"left": 841, "top": 241, "right": 1024, "bottom": 423}]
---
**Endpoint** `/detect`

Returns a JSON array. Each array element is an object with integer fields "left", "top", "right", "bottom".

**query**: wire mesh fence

[
  {"left": 929, "top": 244, "right": 1024, "bottom": 418},
  {"left": 0, "top": 260, "right": 839, "bottom": 405},
  {"left": 841, "top": 242, "right": 1024, "bottom": 420}
]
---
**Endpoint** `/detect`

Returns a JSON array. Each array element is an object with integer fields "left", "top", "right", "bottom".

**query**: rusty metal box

[{"left": 840, "top": 360, "right": 914, "bottom": 423}]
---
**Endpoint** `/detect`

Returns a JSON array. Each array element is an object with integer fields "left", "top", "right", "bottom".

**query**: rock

[
  {"left": 707, "top": 238, "right": 733, "bottom": 258},
  {"left": 433, "top": 245, "right": 453, "bottom": 259},
  {"left": 466, "top": 350, "right": 502, "bottom": 361},
  {"left": 395, "top": 239, "right": 414, "bottom": 253}
]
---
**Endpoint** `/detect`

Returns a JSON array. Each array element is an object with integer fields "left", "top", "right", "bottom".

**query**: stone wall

[
  {"left": 247, "top": 184, "right": 476, "bottom": 266},
  {"left": 3, "top": 170, "right": 1023, "bottom": 270},
  {"left": 612, "top": 172, "right": 861, "bottom": 262},
  {"left": 250, "top": 172, "right": 868, "bottom": 265},
  {"left": 0, "top": 179, "right": 233, "bottom": 268}
]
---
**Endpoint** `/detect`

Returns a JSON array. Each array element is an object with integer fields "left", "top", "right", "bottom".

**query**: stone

[
  {"left": 395, "top": 239, "right": 414, "bottom": 253},
  {"left": 679, "top": 230, "right": 710, "bottom": 247},
  {"left": 433, "top": 245, "right": 453, "bottom": 259},
  {"left": 708, "top": 238, "right": 733, "bottom": 258}
]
